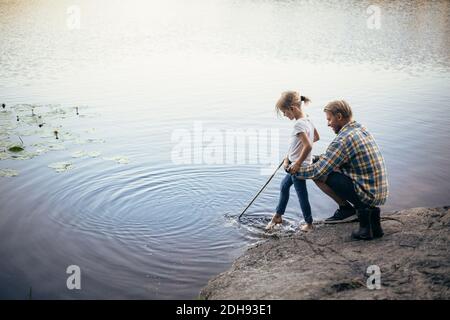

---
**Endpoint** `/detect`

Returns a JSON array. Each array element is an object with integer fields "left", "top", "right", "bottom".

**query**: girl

[{"left": 266, "top": 91, "right": 320, "bottom": 232}]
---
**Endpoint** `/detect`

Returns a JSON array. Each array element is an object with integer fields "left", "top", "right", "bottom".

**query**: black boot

[
  {"left": 370, "top": 207, "right": 384, "bottom": 238},
  {"left": 351, "top": 208, "right": 373, "bottom": 240}
]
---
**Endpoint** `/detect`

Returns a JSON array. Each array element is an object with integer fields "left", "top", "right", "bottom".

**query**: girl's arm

[
  {"left": 289, "top": 132, "right": 312, "bottom": 173},
  {"left": 283, "top": 154, "right": 290, "bottom": 170},
  {"left": 313, "top": 127, "right": 320, "bottom": 142}
]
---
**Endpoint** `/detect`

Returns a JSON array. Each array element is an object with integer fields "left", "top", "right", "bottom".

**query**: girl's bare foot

[
  {"left": 300, "top": 223, "right": 314, "bottom": 232},
  {"left": 265, "top": 213, "right": 283, "bottom": 230}
]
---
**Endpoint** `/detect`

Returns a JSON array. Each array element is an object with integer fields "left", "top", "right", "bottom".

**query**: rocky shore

[{"left": 200, "top": 207, "right": 450, "bottom": 299}]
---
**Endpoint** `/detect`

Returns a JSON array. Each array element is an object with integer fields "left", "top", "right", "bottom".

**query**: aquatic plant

[
  {"left": 7, "top": 136, "right": 24, "bottom": 152},
  {"left": 71, "top": 150, "right": 102, "bottom": 158},
  {"left": 0, "top": 168, "right": 19, "bottom": 177},
  {"left": 0, "top": 103, "right": 127, "bottom": 172},
  {"left": 48, "top": 161, "right": 73, "bottom": 173},
  {"left": 103, "top": 155, "right": 130, "bottom": 164},
  {"left": 8, "top": 146, "right": 24, "bottom": 152},
  {"left": 38, "top": 116, "right": 44, "bottom": 128},
  {"left": 88, "top": 151, "right": 101, "bottom": 158}
]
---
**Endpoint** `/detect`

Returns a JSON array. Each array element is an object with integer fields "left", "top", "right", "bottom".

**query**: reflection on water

[{"left": 0, "top": 0, "right": 449, "bottom": 299}]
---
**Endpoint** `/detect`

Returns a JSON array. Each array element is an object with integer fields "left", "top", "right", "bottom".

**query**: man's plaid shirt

[{"left": 295, "top": 121, "right": 389, "bottom": 206}]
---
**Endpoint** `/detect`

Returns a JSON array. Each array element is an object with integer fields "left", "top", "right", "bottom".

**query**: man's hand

[
  {"left": 312, "top": 155, "right": 320, "bottom": 163},
  {"left": 289, "top": 162, "right": 301, "bottom": 174}
]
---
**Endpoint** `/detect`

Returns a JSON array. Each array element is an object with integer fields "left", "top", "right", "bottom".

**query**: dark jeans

[
  {"left": 276, "top": 173, "right": 313, "bottom": 224},
  {"left": 325, "top": 172, "right": 369, "bottom": 210}
]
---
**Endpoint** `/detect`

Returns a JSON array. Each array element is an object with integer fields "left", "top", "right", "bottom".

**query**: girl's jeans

[{"left": 275, "top": 173, "right": 313, "bottom": 224}]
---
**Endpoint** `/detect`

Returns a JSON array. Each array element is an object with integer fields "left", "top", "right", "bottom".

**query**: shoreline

[{"left": 200, "top": 206, "right": 450, "bottom": 300}]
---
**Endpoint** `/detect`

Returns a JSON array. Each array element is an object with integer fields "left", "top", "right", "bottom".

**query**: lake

[{"left": 0, "top": 0, "right": 449, "bottom": 299}]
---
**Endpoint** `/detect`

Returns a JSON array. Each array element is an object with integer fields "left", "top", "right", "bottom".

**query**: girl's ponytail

[{"left": 300, "top": 95, "right": 311, "bottom": 104}]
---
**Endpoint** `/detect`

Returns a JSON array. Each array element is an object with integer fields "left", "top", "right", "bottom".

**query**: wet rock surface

[{"left": 200, "top": 207, "right": 450, "bottom": 299}]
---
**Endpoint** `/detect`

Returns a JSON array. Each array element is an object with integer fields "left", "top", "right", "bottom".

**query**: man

[{"left": 292, "top": 100, "right": 388, "bottom": 240}]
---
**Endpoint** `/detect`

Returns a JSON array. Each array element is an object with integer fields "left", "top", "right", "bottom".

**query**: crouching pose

[{"left": 294, "top": 100, "right": 389, "bottom": 240}]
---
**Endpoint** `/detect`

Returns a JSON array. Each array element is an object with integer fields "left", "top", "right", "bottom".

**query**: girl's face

[{"left": 281, "top": 106, "right": 295, "bottom": 120}]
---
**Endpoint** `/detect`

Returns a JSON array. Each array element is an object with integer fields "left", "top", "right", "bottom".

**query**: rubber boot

[
  {"left": 370, "top": 207, "right": 384, "bottom": 238},
  {"left": 351, "top": 208, "right": 373, "bottom": 240}
]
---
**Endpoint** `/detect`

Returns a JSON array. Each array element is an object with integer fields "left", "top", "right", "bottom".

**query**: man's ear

[{"left": 336, "top": 113, "right": 343, "bottom": 121}]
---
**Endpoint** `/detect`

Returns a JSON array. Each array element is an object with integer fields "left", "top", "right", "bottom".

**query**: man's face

[{"left": 326, "top": 111, "right": 344, "bottom": 134}]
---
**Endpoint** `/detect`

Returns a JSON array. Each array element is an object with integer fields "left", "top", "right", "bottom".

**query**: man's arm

[{"left": 295, "top": 138, "right": 348, "bottom": 180}]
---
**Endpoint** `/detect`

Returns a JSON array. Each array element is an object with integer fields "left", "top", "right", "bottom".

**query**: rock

[{"left": 200, "top": 207, "right": 450, "bottom": 300}]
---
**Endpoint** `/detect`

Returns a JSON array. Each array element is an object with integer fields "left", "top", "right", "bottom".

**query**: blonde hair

[
  {"left": 323, "top": 100, "right": 353, "bottom": 119},
  {"left": 275, "top": 91, "right": 311, "bottom": 116}
]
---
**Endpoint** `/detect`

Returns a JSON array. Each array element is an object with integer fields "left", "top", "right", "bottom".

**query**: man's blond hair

[{"left": 324, "top": 100, "right": 353, "bottom": 119}]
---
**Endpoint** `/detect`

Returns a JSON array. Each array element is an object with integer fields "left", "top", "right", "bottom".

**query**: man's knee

[
  {"left": 313, "top": 175, "right": 328, "bottom": 184},
  {"left": 324, "top": 171, "right": 346, "bottom": 188}
]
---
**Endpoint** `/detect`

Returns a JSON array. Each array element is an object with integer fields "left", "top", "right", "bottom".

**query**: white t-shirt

[{"left": 288, "top": 117, "right": 315, "bottom": 164}]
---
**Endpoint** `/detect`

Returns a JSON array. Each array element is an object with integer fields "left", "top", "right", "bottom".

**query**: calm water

[{"left": 0, "top": 0, "right": 449, "bottom": 299}]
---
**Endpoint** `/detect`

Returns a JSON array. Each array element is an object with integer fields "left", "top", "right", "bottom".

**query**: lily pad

[
  {"left": 88, "top": 151, "right": 101, "bottom": 158},
  {"left": 0, "top": 110, "right": 13, "bottom": 118},
  {"left": 0, "top": 139, "right": 11, "bottom": 148},
  {"left": 71, "top": 150, "right": 86, "bottom": 158},
  {"left": 73, "top": 138, "right": 88, "bottom": 145},
  {"left": 0, "top": 168, "right": 19, "bottom": 177},
  {"left": 1, "top": 103, "right": 103, "bottom": 165},
  {"left": 48, "top": 161, "right": 73, "bottom": 173},
  {"left": 34, "top": 147, "right": 48, "bottom": 154},
  {"left": 70, "top": 150, "right": 102, "bottom": 158},
  {"left": 8, "top": 145, "right": 24, "bottom": 152},
  {"left": 46, "top": 144, "right": 66, "bottom": 151},
  {"left": 10, "top": 151, "right": 38, "bottom": 160},
  {"left": 12, "top": 104, "right": 33, "bottom": 113},
  {"left": 103, "top": 156, "right": 130, "bottom": 164},
  {"left": 19, "top": 129, "right": 39, "bottom": 136}
]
